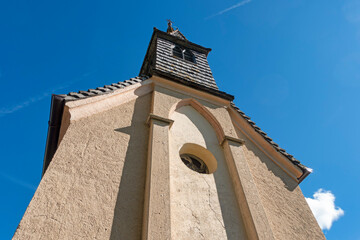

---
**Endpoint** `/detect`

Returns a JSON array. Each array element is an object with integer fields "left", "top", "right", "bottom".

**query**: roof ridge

[
  {"left": 230, "top": 102, "right": 311, "bottom": 182},
  {"left": 170, "top": 29, "right": 187, "bottom": 40},
  {"left": 60, "top": 76, "right": 150, "bottom": 101}
]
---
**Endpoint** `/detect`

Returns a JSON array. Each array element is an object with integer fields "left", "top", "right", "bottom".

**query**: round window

[
  {"left": 179, "top": 143, "right": 217, "bottom": 174},
  {"left": 180, "top": 154, "right": 209, "bottom": 174}
]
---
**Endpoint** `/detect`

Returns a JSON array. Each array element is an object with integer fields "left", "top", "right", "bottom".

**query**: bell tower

[
  {"left": 140, "top": 22, "right": 229, "bottom": 96},
  {"left": 13, "top": 23, "right": 325, "bottom": 240}
]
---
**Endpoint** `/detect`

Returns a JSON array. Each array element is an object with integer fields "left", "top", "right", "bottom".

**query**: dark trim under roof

[
  {"left": 152, "top": 69, "right": 234, "bottom": 101},
  {"left": 156, "top": 28, "right": 212, "bottom": 55},
  {"left": 43, "top": 75, "right": 310, "bottom": 183},
  {"left": 60, "top": 76, "right": 149, "bottom": 101},
  {"left": 42, "top": 95, "right": 65, "bottom": 176},
  {"left": 42, "top": 76, "right": 149, "bottom": 176}
]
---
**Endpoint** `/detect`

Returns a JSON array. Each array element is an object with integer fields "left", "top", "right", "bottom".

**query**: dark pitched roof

[
  {"left": 59, "top": 76, "right": 149, "bottom": 102},
  {"left": 155, "top": 37, "right": 218, "bottom": 90},
  {"left": 230, "top": 102, "right": 311, "bottom": 183},
  {"left": 139, "top": 28, "right": 234, "bottom": 101},
  {"left": 43, "top": 25, "right": 310, "bottom": 183},
  {"left": 42, "top": 75, "right": 149, "bottom": 175},
  {"left": 43, "top": 74, "right": 310, "bottom": 183}
]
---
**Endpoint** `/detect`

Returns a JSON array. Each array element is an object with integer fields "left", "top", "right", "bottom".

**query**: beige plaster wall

[
  {"left": 169, "top": 106, "right": 246, "bottom": 240},
  {"left": 152, "top": 80, "right": 324, "bottom": 239},
  {"left": 234, "top": 128, "right": 325, "bottom": 240},
  {"left": 152, "top": 84, "right": 236, "bottom": 139},
  {"left": 14, "top": 75, "right": 324, "bottom": 240},
  {"left": 13, "top": 94, "right": 151, "bottom": 240}
]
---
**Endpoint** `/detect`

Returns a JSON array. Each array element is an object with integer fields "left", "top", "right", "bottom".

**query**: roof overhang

[
  {"left": 42, "top": 94, "right": 65, "bottom": 175},
  {"left": 42, "top": 76, "right": 149, "bottom": 176},
  {"left": 152, "top": 69, "right": 234, "bottom": 101}
]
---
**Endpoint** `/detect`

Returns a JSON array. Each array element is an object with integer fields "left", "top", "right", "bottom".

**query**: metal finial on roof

[{"left": 166, "top": 19, "right": 174, "bottom": 33}]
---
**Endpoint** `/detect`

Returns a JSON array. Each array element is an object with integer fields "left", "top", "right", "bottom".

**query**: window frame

[{"left": 172, "top": 45, "right": 196, "bottom": 64}]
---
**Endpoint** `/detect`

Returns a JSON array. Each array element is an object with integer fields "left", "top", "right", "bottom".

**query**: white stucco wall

[{"left": 169, "top": 105, "right": 246, "bottom": 240}]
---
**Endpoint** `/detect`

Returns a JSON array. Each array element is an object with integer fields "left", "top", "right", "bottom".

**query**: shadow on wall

[
  {"left": 109, "top": 91, "right": 151, "bottom": 239},
  {"left": 177, "top": 106, "right": 246, "bottom": 240},
  {"left": 234, "top": 128, "right": 298, "bottom": 192}
]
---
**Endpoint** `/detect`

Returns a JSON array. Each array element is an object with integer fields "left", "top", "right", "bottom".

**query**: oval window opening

[
  {"left": 180, "top": 154, "right": 209, "bottom": 174},
  {"left": 179, "top": 143, "right": 217, "bottom": 174}
]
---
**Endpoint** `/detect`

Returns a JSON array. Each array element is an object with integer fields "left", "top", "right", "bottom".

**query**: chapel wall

[
  {"left": 169, "top": 105, "right": 246, "bottom": 239},
  {"left": 13, "top": 94, "right": 151, "bottom": 240},
  {"left": 233, "top": 128, "right": 325, "bottom": 240}
]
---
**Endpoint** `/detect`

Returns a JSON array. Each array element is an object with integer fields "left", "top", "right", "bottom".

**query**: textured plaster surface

[
  {"left": 14, "top": 94, "right": 151, "bottom": 240},
  {"left": 65, "top": 82, "right": 153, "bottom": 122},
  {"left": 153, "top": 85, "right": 235, "bottom": 138},
  {"left": 234, "top": 128, "right": 325, "bottom": 240},
  {"left": 143, "top": 119, "right": 172, "bottom": 240},
  {"left": 229, "top": 109, "right": 302, "bottom": 180},
  {"left": 169, "top": 106, "right": 246, "bottom": 239},
  {"left": 222, "top": 140, "right": 274, "bottom": 239},
  {"left": 15, "top": 77, "right": 324, "bottom": 240}
]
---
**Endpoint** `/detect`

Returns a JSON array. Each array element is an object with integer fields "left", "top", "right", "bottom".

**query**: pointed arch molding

[
  {"left": 167, "top": 98, "right": 274, "bottom": 239},
  {"left": 169, "top": 98, "right": 228, "bottom": 145}
]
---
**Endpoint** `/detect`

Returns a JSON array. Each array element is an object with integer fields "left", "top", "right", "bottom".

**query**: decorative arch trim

[{"left": 169, "top": 98, "right": 225, "bottom": 144}]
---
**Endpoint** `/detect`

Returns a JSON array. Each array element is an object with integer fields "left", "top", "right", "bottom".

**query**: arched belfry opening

[{"left": 169, "top": 104, "right": 246, "bottom": 239}]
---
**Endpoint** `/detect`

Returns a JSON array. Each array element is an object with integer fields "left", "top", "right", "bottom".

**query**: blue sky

[{"left": 0, "top": 0, "right": 359, "bottom": 239}]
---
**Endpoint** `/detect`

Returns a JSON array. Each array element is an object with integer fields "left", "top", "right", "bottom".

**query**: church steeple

[
  {"left": 166, "top": 20, "right": 188, "bottom": 40},
  {"left": 166, "top": 19, "right": 174, "bottom": 33},
  {"left": 140, "top": 23, "right": 234, "bottom": 101},
  {"left": 13, "top": 23, "right": 323, "bottom": 240}
]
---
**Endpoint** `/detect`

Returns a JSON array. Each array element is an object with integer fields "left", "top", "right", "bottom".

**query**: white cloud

[
  {"left": 205, "top": 0, "right": 252, "bottom": 20},
  {"left": 306, "top": 189, "right": 344, "bottom": 231}
]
